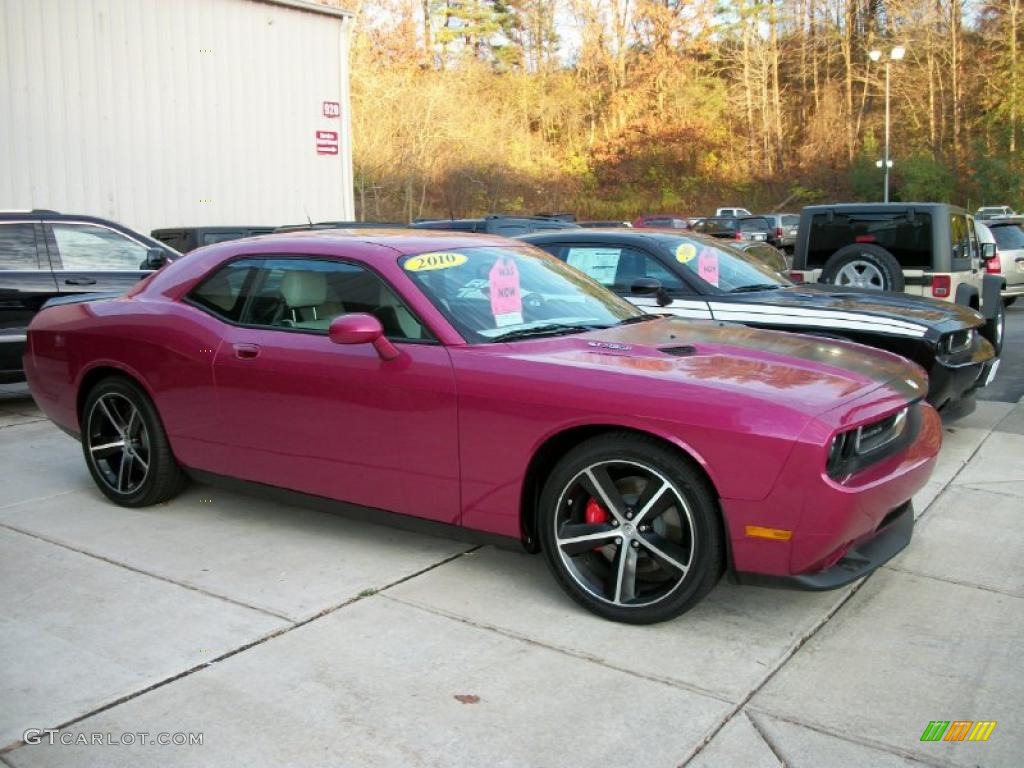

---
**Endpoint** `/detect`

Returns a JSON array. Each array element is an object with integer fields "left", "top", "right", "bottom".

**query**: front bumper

[
  {"left": 722, "top": 399, "right": 940, "bottom": 585},
  {"left": 927, "top": 341, "right": 998, "bottom": 412},
  {"left": 734, "top": 501, "right": 913, "bottom": 590}
]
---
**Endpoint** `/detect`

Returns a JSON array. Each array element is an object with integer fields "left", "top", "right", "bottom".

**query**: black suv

[
  {"left": 410, "top": 215, "right": 580, "bottom": 236},
  {"left": 1, "top": 210, "right": 178, "bottom": 382},
  {"left": 151, "top": 226, "right": 276, "bottom": 253}
]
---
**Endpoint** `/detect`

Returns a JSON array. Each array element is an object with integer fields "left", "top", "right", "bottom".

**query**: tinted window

[
  {"left": 187, "top": 259, "right": 260, "bottom": 322},
  {"left": 50, "top": 223, "right": 150, "bottom": 270},
  {"left": 0, "top": 223, "right": 39, "bottom": 269},
  {"left": 740, "top": 218, "right": 770, "bottom": 232},
  {"left": 990, "top": 223, "right": 1024, "bottom": 249},
  {"left": 242, "top": 258, "right": 426, "bottom": 340},
  {"left": 807, "top": 211, "right": 933, "bottom": 268},
  {"left": 201, "top": 231, "right": 245, "bottom": 246},
  {"left": 560, "top": 245, "right": 686, "bottom": 293}
]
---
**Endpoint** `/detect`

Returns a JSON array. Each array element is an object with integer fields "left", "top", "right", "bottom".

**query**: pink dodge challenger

[{"left": 24, "top": 231, "right": 941, "bottom": 623}]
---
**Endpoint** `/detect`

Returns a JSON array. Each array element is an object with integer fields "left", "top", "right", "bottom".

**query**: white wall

[{"left": 0, "top": 0, "right": 354, "bottom": 234}]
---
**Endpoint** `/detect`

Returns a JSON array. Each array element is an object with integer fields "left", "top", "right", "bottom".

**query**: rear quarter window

[{"left": 0, "top": 223, "right": 39, "bottom": 269}]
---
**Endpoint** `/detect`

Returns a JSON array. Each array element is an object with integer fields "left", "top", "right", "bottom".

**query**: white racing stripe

[
  {"left": 709, "top": 309, "right": 925, "bottom": 337},
  {"left": 707, "top": 301, "right": 930, "bottom": 335}
]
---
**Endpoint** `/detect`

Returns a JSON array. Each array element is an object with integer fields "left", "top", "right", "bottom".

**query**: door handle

[
  {"left": 64, "top": 277, "right": 97, "bottom": 286},
  {"left": 232, "top": 343, "right": 261, "bottom": 360}
]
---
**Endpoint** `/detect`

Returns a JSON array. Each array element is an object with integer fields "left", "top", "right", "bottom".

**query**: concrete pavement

[{"left": 1, "top": 381, "right": 1022, "bottom": 767}]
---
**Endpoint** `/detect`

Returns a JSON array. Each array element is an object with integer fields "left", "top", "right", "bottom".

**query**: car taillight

[
  {"left": 788, "top": 271, "right": 805, "bottom": 283},
  {"left": 776, "top": 227, "right": 784, "bottom": 238},
  {"left": 931, "top": 275, "right": 951, "bottom": 298},
  {"left": 987, "top": 251, "right": 1002, "bottom": 274},
  {"left": 734, "top": 232, "right": 742, "bottom": 240}
]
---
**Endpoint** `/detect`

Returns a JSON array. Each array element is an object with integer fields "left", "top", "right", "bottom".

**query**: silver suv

[{"left": 977, "top": 218, "right": 1024, "bottom": 306}]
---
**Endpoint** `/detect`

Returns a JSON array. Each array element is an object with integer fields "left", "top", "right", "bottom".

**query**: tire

[
  {"left": 820, "top": 244, "right": 906, "bottom": 292},
  {"left": 981, "top": 302, "right": 1005, "bottom": 355},
  {"left": 81, "top": 376, "right": 188, "bottom": 507},
  {"left": 537, "top": 432, "right": 724, "bottom": 624}
]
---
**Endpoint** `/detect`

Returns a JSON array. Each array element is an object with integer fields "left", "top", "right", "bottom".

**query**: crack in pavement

[
  {"left": 0, "top": 546, "right": 478, "bottom": 756},
  {"left": 742, "top": 710, "right": 786, "bottom": 767},
  {"left": 381, "top": 592, "right": 735, "bottom": 705},
  {"left": 883, "top": 563, "right": 1023, "bottom": 598}
]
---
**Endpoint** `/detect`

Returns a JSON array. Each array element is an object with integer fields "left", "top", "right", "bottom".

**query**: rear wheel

[
  {"left": 537, "top": 433, "right": 723, "bottom": 624},
  {"left": 820, "top": 244, "right": 906, "bottom": 292},
  {"left": 82, "top": 376, "right": 188, "bottom": 506}
]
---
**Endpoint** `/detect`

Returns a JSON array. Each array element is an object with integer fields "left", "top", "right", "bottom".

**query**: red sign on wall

[
  {"left": 316, "top": 130, "right": 339, "bottom": 155},
  {"left": 323, "top": 101, "right": 341, "bottom": 118}
]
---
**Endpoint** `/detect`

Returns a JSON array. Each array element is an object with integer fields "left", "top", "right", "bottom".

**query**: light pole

[{"left": 869, "top": 46, "right": 906, "bottom": 203}]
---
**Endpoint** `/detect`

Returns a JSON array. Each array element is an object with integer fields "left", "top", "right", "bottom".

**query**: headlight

[
  {"left": 941, "top": 329, "right": 975, "bottom": 355},
  {"left": 827, "top": 406, "right": 911, "bottom": 478}
]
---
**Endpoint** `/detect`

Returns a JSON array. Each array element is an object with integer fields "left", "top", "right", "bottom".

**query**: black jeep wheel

[
  {"left": 981, "top": 302, "right": 1005, "bottom": 355},
  {"left": 820, "top": 244, "right": 906, "bottom": 292}
]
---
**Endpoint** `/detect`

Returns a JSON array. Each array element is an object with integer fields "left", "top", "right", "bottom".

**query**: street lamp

[{"left": 869, "top": 46, "right": 906, "bottom": 203}]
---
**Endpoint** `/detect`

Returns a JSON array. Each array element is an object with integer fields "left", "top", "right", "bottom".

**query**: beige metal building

[{"left": 0, "top": 0, "right": 354, "bottom": 235}]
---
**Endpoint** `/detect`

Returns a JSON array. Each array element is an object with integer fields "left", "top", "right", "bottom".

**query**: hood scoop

[{"left": 659, "top": 345, "right": 697, "bottom": 357}]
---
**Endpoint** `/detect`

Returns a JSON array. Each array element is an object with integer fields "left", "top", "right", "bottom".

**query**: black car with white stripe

[{"left": 521, "top": 229, "right": 999, "bottom": 415}]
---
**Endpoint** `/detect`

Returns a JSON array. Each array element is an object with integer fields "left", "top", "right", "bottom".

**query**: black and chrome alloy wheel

[
  {"left": 538, "top": 433, "right": 723, "bottom": 624},
  {"left": 86, "top": 392, "right": 152, "bottom": 496}
]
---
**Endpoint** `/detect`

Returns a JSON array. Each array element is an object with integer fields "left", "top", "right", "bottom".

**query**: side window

[
  {"left": 201, "top": 231, "right": 245, "bottom": 246},
  {"left": 966, "top": 218, "right": 980, "bottom": 261},
  {"left": 241, "top": 258, "right": 427, "bottom": 341},
  {"left": 950, "top": 214, "right": 970, "bottom": 262},
  {"left": 50, "top": 223, "right": 150, "bottom": 271},
  {"left": 0, "top": 223, "right": 40, "bottom": 269},
  {"left": 187, "top": 259, "right": 260, "bottom": 322}
]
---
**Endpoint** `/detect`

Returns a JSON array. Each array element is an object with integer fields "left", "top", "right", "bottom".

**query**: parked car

[
  {"left": 521, "top": 229, "right": 998, "bottom": 415},
  {"left": 578, "top": 220, "right": 633, "bottom": 228},
  {"left": 976, "top": 206, "right": 1015, "bottom": 220},
  {"left": 1, "top": 209, "right": 177, "bottom": 383},
  {"left": 975, "top": 218, "right": 1024, "bottom": 306},
  {"left": 731, "top": 240, "right": 790, "bottom": 274},
  {"left": 716, "top": 207, "right": 752, "bottom": 217},
  {"left": 410, "top": 215, "right": 578, "bottom": 236},
  {"left": 151, "top": 226, "right": 276, "bottom": 253},
  {"left": 25, "top": 231, "right": 940, "bottom": 623},
  {"left": 632, "top": 215, "right": 691, "bottom": 229},
  {"left": 761, "top": 213, "right": 800, "bottom": 250},
  {"left": 692, "top": 215, "right": 772, "bottom": 243},
  {"left": 790, "top": 203, "right": 1004, "bottom": 354}
]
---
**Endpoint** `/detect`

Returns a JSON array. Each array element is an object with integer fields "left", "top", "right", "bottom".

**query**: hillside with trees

[{"left": 342, "top": 0, "right": 1022, "bottom": 220}]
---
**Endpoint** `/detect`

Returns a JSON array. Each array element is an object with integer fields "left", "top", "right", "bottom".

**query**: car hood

[
  {"left": 725, "top": 284, "right": 984, "bottom": 331},
  {"left": 507, "top": 318, "right": 926, "bottom": 417}
]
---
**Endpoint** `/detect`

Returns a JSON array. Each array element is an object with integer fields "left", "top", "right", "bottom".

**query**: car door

[
  {"left": 536, "top": 241, "right": 713, "bottom": 319},
  {"left": 0, "top": 221, "right": 59, "bottom": 379},
  {"left": 42, "top": 221, "right": 158, "bottom": 297},
  {"left": 203, "top": 255, "right": 461, "bottom": 524}
]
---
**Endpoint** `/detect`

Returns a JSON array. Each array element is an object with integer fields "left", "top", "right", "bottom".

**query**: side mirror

[
  {"left": 328, "top": 313, "right": 399, "bottom": 361},
  {"left": 630, "top": 278, "right": 673, "bottom": 308},
  {"left": 981, "top": 242, "right": 998, "bottom": 261},
  {"left": 144, "top": 247, "right": 168, "bottom": 270}
]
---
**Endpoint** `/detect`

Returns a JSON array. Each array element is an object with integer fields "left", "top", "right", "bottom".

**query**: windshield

[
  {"left": 658, "top": 235, "right": 792, "bottom": 292},
  {"left": 399, "top": 245, "right": 643, "bottom": 343}
]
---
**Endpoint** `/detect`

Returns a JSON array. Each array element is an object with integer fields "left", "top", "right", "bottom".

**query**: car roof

[
  {"left": 802, "top": 202, "right": 967, "bottom": 215},
  {"left": 152, "top": 226, "right": 275, "bottom": 232},
  {"left": 979, "top": 216, "right": 1024, "bottom": 226},
  {"left": 520, "top": 228, "right": 694, "bottom": 247},
  {"left": 212, "top": 228, "right": 517, "bottom": 257}
]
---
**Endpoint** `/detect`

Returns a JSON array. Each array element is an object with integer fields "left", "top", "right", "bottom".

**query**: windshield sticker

[
  {"left": 566, "top": 248, "right": 621, "bottom": 286},
  {"left": 489, "top": 256, "right": 523, "bottom": 328},
  {"left": 675, "top": 243, "right": 697, "bottom": 264},
  {"left": 404, "top": 252, "right": 468, "bottom": 272},
  {"left": 698, "top": 248, "right": 720, "bottom": 286}
]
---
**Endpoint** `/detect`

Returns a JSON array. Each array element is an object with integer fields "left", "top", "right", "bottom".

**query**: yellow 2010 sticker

[
  {"left": 675, "top": 243, "right": 697, "bottom": 264},
  {"left": 404, "top": 252, "right": 468, "bottom": 272}
]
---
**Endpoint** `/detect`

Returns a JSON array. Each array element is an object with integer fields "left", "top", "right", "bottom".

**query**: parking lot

[{"left": 0, "top": 305, "right": 1021, "bottom": 768}]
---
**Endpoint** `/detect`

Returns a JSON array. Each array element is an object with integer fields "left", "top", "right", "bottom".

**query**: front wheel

[
  {"left": 82, "top": 376, "right": 188, "bottom": 507},
  {"left": 537, "top": 433, "right": 724, "bottom": 624},
  {"left": 981, "top": 302, "right": 1005, "bottom": 355}
]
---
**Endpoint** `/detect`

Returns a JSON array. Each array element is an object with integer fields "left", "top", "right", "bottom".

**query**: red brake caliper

[{"left": 585, "top": 497, "right": 609, "bottom": 525}]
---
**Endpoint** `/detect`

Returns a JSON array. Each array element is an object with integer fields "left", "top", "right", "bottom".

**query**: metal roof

[{"left": 256, "top": 0, "right": 354, "bottom": 19}]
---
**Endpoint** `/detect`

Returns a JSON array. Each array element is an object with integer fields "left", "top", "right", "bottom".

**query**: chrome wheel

[
  {"left": 835, "top": 259, "right": 885, "bottom": 289},
  {"left": 86, "top": 393, "right": 151, "bottom": 495},
  {"left": 553, "top": 460, "right": 695, "bottom": 608}
]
